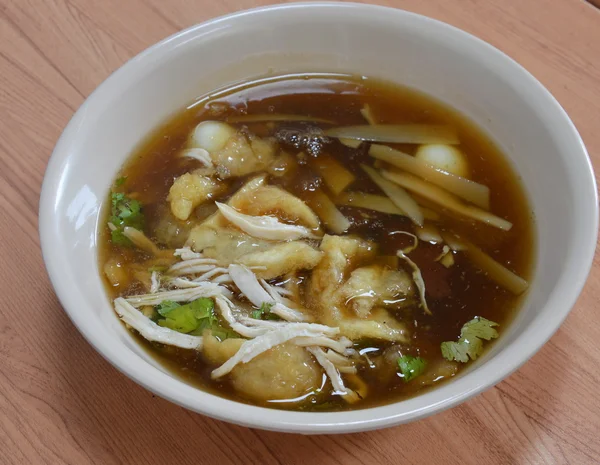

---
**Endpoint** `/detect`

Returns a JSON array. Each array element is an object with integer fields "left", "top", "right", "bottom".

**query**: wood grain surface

[{"left": 1, "top": 0, "right": 599, "bottom": 463}]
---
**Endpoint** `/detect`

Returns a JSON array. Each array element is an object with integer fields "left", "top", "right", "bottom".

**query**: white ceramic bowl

[{"left": 39, "top": 2, "right": 598, "bottom": 433}]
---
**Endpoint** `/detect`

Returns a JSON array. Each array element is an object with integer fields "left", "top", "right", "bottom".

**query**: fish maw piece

[
  {"left": 187, "top": 225, "right": 273, "bottom": 265},
  {"left": 308, "top": 235, "right": 376, "bottom": 325},
  {"left": 339, "top": 308, "right": 409, "bottom": 342},
  {"left": 235, "top": 185, "right": 320, "bottom": 229},
  {"left": 230, "top": 343, "right": 321, "bottom": 402},
  {"left": 237, "top": 242, "right": 323, "bottom": 279},
  {"left": 168, "top": 172, "right": 224, "bottom": 221},
  {"left": 202, "top": 331, "right": 245, "bottom": 366},
  {"left": 340, "top": 265, "right": 413, "bottom": 318},
  {"left": 197, "top": 175, "right": 267, "bottom": 231},
  {"left": 212, "top": 133, "right": 276, "bottom": 178}
]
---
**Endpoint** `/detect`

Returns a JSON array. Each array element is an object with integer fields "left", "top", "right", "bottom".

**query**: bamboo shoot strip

[
  {"left": 361, "top": 165, "right": 424, "bottom": 227},
  {"left": 369, "top": 144, "right": 490, "bottom": 209},
  {"left": 440, "top": 233, "right": 528, "bottom": 294},
  {"left": 381, "top": 170, "right": 512, "bottom": 231},
  {"left": 325, "top": 124, "right": 459, "bottom": 144}
]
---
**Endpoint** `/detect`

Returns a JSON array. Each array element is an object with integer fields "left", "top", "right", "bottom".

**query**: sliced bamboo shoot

[
  {"left": 304, "top": 188, "right": 351, "bottom": 234},
  {"left": 325, "top": 124, "right": 459, "bottom": 144},
  {"left": 308, "top": 154, "right": 356, "bottom": 195},
  {"left": 339, "top": 138, "right": 363, "bottom": 149},
  {"left": 369, "top": 144, "right": 490, "bottom": 209},
  {"left": 381, "top": 170, "right": 512, "bottom": 231},
  {"left": 336, "top": 191, "right": 439, "bottom": 220},
  {"left": 440, "top": 233, "right": 528, "bottom": 294},
  {"left": 361, "top": 165, "right": 424, "bottom": 227},
  {"left": 416, "top": 223, "right": 443, "bottom": 243},
  {"left": 360, "top": 104, "right": 378, "bottom": 125}
]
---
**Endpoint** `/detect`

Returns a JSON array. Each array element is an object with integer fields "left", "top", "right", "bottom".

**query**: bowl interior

[{"left": 40, "top": 3, "right": 597, "bottom": 433}]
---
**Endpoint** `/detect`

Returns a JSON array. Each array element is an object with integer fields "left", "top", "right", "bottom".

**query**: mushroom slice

[
  {"left": 216, "top": 202, "right": 320, "bottom": 241},
  {"left": 114, "top": 298, "right": 203, "bottom": 350}
]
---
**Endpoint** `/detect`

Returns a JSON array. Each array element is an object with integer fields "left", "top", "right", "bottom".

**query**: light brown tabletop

[{"left": 1, "top": 0, "right": 599, "bottom": 463}]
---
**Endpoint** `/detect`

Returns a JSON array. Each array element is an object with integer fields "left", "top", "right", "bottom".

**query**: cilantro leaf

[
  {"left": 397, "top": 355, "right": 427, "bottom": 382},
  {"left": 156, "top": 300, "right": 181, "bottom": 316},
  {"left": 260, "top": 302, "right": 274, "bottom": 314},
  {"left": 251, "top": 309, "right": 262, "bottom": 319},
  {"left": 115, "top": 176, "right": 128, "bottom": 187},
  {"left": 156, "top": 298, "right": 218, "bottom": 334},
  {"left": 111, "top": 228, "right": 132, "bottom": 247},
  {"left": 158, "top": 306, "right": 199, "bottom": 333},
  {"left": 205, "top": 325, "right": 240, "bottom": 341},
  {"left": 109, "top": 192, "right": 145, "bottom": 247},
  {"left": 251, "top": 302, "right": 280, "bottom": 320},
  {"left": 460, "top": 317, "right": 499, "bottom": 340},
  {"left": 441, "top": 317, "right": 499, "bottom": 363}
]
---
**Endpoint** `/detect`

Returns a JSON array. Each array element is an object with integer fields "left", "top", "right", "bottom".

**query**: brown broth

[{"left": 99, "top": 74, "right": 534, "bottom": 411}]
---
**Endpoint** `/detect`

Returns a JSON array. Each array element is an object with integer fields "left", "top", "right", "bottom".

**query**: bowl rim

[{"left": 39, "top": 1, "right": 598, "bottom": 434}]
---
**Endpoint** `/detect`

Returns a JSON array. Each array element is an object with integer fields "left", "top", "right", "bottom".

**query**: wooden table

[{"left": 1, "top": 0, "right": 599, "bottom": 463}]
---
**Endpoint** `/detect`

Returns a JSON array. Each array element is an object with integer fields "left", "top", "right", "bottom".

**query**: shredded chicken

[
  {"left": 214, "top": 296, "right": 270, "bottom": 338},
  {"left": 293, "top": 336, "right": 353, "bottom": 355},
  {"left": 323, "top": 349, "right": 358, "bottom": 374},
  {"left": 125, "top": 282, "right": 227, "bottom": 307},
  {"left": 174, "top": 247, "right": 203, "bottom": 260},
  {"left": 233, "top": 185, "right": 321, "bottom": 229},
  {"left": 122, "top": 227, "right": 172, "bottom": 257},
  {"left": 228, "top": 264, "right": 310, "bottom": 322},
  {"left": 306, "top": 347, "right": 360, "bottom": 402},
  {"left": 114, "top": 298, "right": 203, "bottom": 350},
  {"left": 150, "top": 271, "right": 160, "bottom": 293},
  {"left": 193, "top": 267, "right": 229, "bottom": 282},
  {"left": 397, "top": 250, "right": 431, "bottom": 315},
  {"left": 168, "top": 257, "right": 218, "bottom": 275},
  {"left": 211, "top": 325, "right": 336, "bottom": 378},
  {"left": 217, "top": 202, "right": 319, "bottom": 241},
  {"left": 237, "top": 316, "right": 340, "bottom": 337}
]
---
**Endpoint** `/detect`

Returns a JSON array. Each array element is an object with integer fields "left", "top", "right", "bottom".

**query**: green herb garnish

[
  {"left": 441, "top": 317, "right": 499, "bottom": 363},
  {"left": 251, "top": 302, "right": 280, "bottom": 320},
  {"left": 109, "top": 191, "right": 145, "bottom": 246},
  {"left": 156, "top": 300, "right": 182, "bottom": 316},
  {"left": 397, "top": 355, "right": 427, "bottom": 382},
  {"left": 156, "top": 298, "right": 215, "bottom": 334},
  {"left": 115, "top": 176, "right": 128, "bottom": 187}
]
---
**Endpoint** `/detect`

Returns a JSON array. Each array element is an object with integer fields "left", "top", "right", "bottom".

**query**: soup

[{"left": 100, "top": 74, "right": 533, "bottom": 411}]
